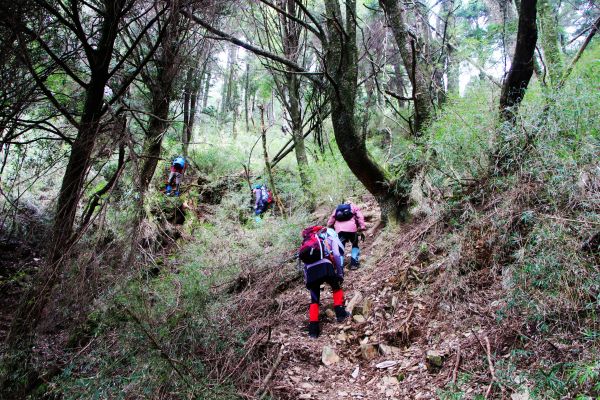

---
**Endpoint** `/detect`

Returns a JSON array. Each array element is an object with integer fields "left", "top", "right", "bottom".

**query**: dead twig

[
  {"left": 484, "top": 336, "right": 503, "bottom": 399},
  {"left": 254, "top": 344, "right": 284, "bottom": 399},
  {"left": 452, "top": 343, "right": 461, "bottom": 385}
]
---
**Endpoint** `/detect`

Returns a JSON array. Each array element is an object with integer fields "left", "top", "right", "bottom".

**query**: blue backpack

[{"left": 334, "top": 204, "right": 354, "bottom": 222}]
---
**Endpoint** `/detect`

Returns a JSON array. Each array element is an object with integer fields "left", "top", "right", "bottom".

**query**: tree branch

[
  {"left": 559, "top": 15, "right": 600, "bottom": 88},
  {"left": 182, "top": 10, "right": 309, "bottom": 75}
]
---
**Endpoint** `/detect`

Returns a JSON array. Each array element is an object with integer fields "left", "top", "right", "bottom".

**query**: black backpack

[{"left": 334, "top": 204, "right": 354, "bottom": 222}]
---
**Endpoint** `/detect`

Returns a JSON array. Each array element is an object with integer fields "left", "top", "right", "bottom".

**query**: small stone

[
  {"left": 347, "top": 291, "right": 363, "bottom": 314},
  {"left": 426, "top": 350, "right": 444, "bottom": 371},
  {"left": 376, "top": 360, "right": 399, "bottom": 369},
  {"left": 322, "top": 346, "right": 340, "bottom": 366},
  {"left": 351, "top": 366, "right": 360, "bottom": 379},
  {"left": 337, "top": 332, "right": 348, "bottom": 341},
  {"left": 365, "top": 330, "right": 373, "bottom": 336},
  {"left": 298, "top": 394, "right": 312, "bottom": 399},
  {"left": 511, "top": 390, "right": 531, "bottom": 400},
  {"left": 379, "top": 344, "right": 401, "bottom": 356},
  {"left": 391, "top": 295, "right": 398, "bottom": 309},
  {"left": 382, "top": 376, "right": 399, "bottom": 385},
  {"left": 300, "top": 382, "right": 314, "bottom": 389},
  {"left": 353, "top": 314, "right": 366, "bottom": 324},
  {"left": 361, "top": 343, "right": 378, "bottom": 360},
  {"left": 325, "top": 309, "right": 336, "bottom": 319},
  {"left": 338, "top": 391, "right": 348, "bottom": 396}
]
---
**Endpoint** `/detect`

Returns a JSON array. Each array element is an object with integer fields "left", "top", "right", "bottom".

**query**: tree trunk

[
  {"left": 538, "top": 0, "right": 562, "bottom": 86},
  {"left": 443, "top": 0, "right": 459, "bottom": 97},
  {"left": 4, "top": 1, "right": 127, "bottom": 392},
  {"left": 499, "top": 0, "right": 537, "bottom": 121},
  {"left": 259, "top": 105, "right": 285, "bottom": 216},
  {"left": 184, "top": 58, "right": 207, "bottom": 155},
  {"left": 139, "top": 20, "right": 184, "bottom": 193},
  {"left": 244, "top": 61, "right": 250, "bottom": 132},
  {"left": 287, "top": 74, "right": 310, "bottom": 190},
  {"left": 202, "top": 63, "right": 211, "bottom": 109},
  {"left": 182, "top": 66, "right": 192, "bottom": 156},
  {"left": 380, "top": 0, "right": 434, "bottom": 135},
  {"left": 326, "top": 0, "right": 411, "bottom": 224}
]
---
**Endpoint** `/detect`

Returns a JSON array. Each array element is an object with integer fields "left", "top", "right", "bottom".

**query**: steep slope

[{"left": 223, "top": 184, "right": 598, "bottom": 399}]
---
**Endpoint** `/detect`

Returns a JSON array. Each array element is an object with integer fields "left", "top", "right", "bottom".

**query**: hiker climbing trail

[{"left": 228, "top": 194, "right": 532, "bottom": 399}]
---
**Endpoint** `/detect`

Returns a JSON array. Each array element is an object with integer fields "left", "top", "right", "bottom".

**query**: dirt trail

[{"left": 242, "top": 196, "right": 516, "bottom": 399}]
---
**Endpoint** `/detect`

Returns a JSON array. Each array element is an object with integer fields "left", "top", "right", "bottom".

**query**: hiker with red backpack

[
  {"left": 252, "top": 183, "right": 273, "bottom": 221},
  {"left": 327, "top": 201, "right": 366, "bottom": 270},
  {"left": 298, "top": 226, "right": 349, "bottom": 338}
]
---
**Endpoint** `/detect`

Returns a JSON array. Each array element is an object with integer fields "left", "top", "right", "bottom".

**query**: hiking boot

[
  {"left": 349, "top": 261, "right": 360, "bottom": 271},
  {"left": 308, "top": 322, "right": 320, "bottom": 338},
  {"left": 334, "top": 306, "right": 350, "bottom": 322}
]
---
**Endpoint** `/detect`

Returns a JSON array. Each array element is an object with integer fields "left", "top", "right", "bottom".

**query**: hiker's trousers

[
  {"left": 338, "top": 232, "right": 360, "bottom": 266},
  {"left": 306, "top": 276, "right": 344, "bottom": 322},
  {"left": 168, "top": 171, "right": 183, "bottom": 186}
]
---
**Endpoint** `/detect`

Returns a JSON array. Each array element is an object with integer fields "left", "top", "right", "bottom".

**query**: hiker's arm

[
  {"left": 354, "top": 207, "right": 366, "bottom": 231},
  {"left": 326, "top": 211, "right": 336, "bottom": 227},
  {"left": 331, "top": 238, "right": 344, "bottom": 274}
]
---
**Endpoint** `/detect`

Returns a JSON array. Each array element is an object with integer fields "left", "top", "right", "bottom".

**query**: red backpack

[{"left": 299, "top": 226, "right": 332, "bottom": 264}]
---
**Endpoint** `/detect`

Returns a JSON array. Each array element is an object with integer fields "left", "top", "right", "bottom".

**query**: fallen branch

[
  {"left": 399, "top": 304, "right": 416, "bottom": 343},
  {"left": 255, "top": 345, "right": 284, "bottom": 399},
  {"left": 451, "top": 344, "right": 461, "bottom": 385},
  {"left": 484, "top": 336, "right": 503, "bottom": 399}
]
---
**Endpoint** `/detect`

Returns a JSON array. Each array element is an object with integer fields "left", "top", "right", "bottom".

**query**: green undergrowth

[
  {"left": 425, "top": 46, "right": 599, "bottom": 399},
  {"left": 47, "top": 184, "right": 319, "bottom": 398}
]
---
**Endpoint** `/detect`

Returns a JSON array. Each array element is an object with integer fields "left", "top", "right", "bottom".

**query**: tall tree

[
  {"left": 499, "top": 0, "right": 538, "bottom": 121},
  {"left": 324, "top": 0, "right": 412, "bottom": 223},
  {"left": 2, "top": 0, "right": 168, "bottom": 393},
  {"left": 380, "top": 0, "right": 434, "bottom": 135},
  {"left": 138, "top": 2, "right": 189, "bottom": 194}
]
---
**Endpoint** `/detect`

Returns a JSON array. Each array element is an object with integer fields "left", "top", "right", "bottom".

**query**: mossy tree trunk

[
  {"left": 538, "top": 0, "right": 563, "bottom": 87},
  {"left": 325, "top": 0, "right": 412, "bottom": 224},
  {"left": 379, "top": 0, "right": 434, "bottom": 136}
]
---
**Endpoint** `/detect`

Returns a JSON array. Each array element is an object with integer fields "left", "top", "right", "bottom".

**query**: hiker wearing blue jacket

[{"left": 166, "top": 156, "right": 186, "bottom": 196}]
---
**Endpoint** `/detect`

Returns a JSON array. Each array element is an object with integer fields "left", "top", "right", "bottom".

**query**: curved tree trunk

[
  {"left": 325, "top": 0, "right": 411, "bottom": 224},
  {"left": 499, "top": 0, "right": 537, "bottom": 121},
  {"left": 380, "top": 0, "right": 433, "bottom": 136}
]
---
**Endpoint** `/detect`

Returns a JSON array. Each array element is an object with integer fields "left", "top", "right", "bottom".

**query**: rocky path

[
  {"left": 255, "top": 198, "right": 445, "bottom": 399},
  {"left": 242, "top": 195, "right": 518, "bottom": 400}
]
